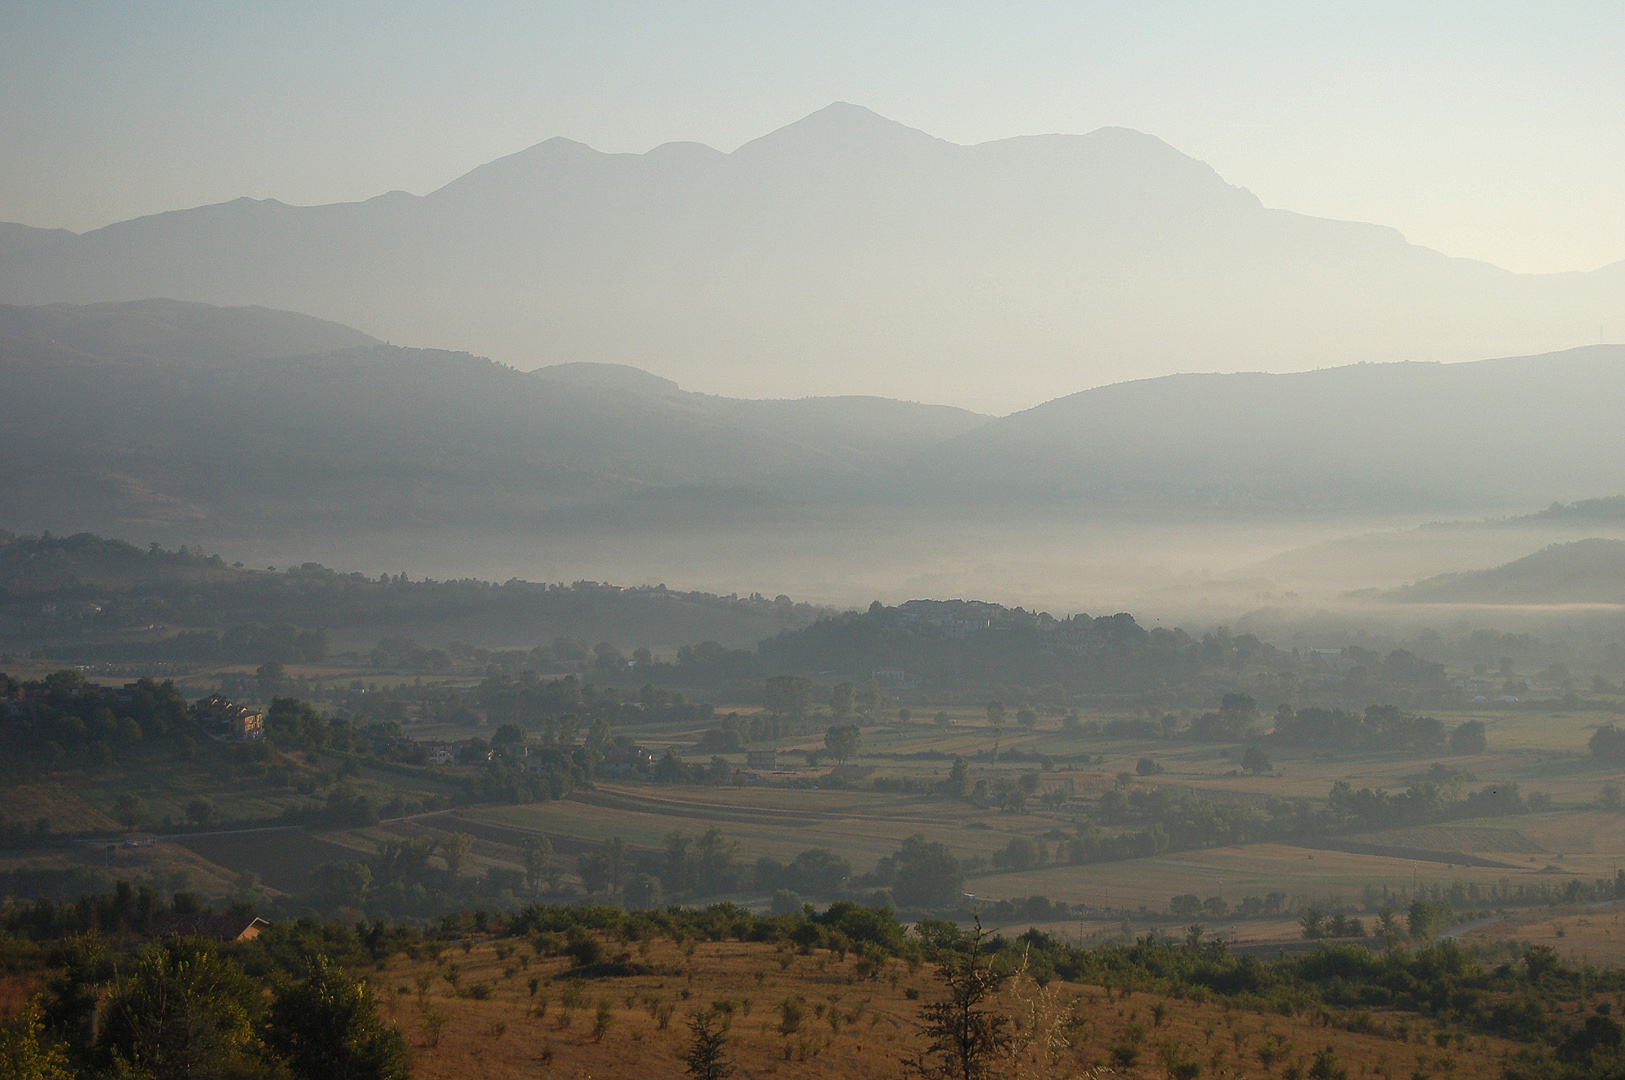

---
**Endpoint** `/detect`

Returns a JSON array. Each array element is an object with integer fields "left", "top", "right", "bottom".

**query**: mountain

[
  {"left": 1390, "top": 539, "right": 1625, "bottom": 604},
  {"left": 2, "top": 103, "right": 1619, "bottom": 412},
  {"left": 0, "top": 300, "right": 989, "bottom": 537},
  {"left": 0, "top": 298, "right": 375, "bottom": 363},
  {"left": 914, "top": 344, "right": 1625, "bottom": 511},
  {"left": 7, "top": 300, "right": 1625, "bottom": 547}
]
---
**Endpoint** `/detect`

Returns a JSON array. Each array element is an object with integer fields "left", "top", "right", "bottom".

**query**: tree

[
  {"left": 601, "top": 835, "right": 631, "bottom": 892},
  {"left": 577, "top": 851, "right": 610, "bottom": 894},
  {"left": 764, "top": 675, "right": 813, "bottom": 720},
  {"left": 441, "top": 832, "right": 473, "bottom": 875},
  {"left": 946, "top": 757, "right": 970, "bottom": 798},
  {"left": 311, "top": 862, "right": 373, "bottom": 908},
  {"left": 1377, "top": 907, "right": 1402, "bottom": 945},
  {"left": 624, "top": 873, "right": 663, "bottom": 909},
  {"left": 1601, "top": 783, "right": 1624, "bottom": 811},
  {"left": 1450, "top": 720, "right": 1488, "bottom": 755},
  {"left": 825, "top": 724, "right": 861, "bottom": 764},
  {"left": 1241, "top": 745, "right": 1272, "bottom": 774},
  {"left": 829, "top": 682, "right": 856, "bottom": 720},
  {"left": 1300, "top": 906, "right": 1327, "bottom": 939},
  {"left": 984, "top": 701, "right": 1006, "bottom": 729},
  {"left": 98, "top": 938, "right": 257, "bottom": 1080},
  {"left": 1135, "top": 757, "right": 1163, "bottom": 776},
  {"left": 694, "top": 826, "right": 739, "bottom": 893},
  {"left": 518, "top": 835, "right": 555, "bottom": 894},
  {"left": 878, "top": 835, "right": 963, "bottom": 909},
  {"left": 0, "top": 1011, "right": 72, "bottom": 1080},
  {"left": 1015, "top": 708, "right": 1036, "bottom": 730},
  {"left": 265, "top": 955, "right": 409, "bottom": 1080},
  {"left": 256, "top": 662, "right": 286, "bottom": 697},
  {"left": 991, "top": 836, "right": 1040, "bottom": 872},
  {"left": 685, "top": 1009, "right": 735, "bottom": 1080},
  {"left": 490, "top": 722, "right": 526, "bottom": 746},
  {"left": 114, "top": 793, "right": 148, "bottom": 829},
  {"left": 1593, "top": 723, "right": 1625, "bottom": 762},
  {"left": 905, "top": 917, "right": 1009, "bottom": 1080}
]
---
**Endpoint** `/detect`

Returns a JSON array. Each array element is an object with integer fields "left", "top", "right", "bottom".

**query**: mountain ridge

[
  {"left": 6, "top": 301, "right": 1625, "bottom": 544},
  {"left": 3, "top": 104, "right": 1617, "bottom": 411},
  {"left": 1391, "top": 539, "right": 1625, "bottom": 605}
]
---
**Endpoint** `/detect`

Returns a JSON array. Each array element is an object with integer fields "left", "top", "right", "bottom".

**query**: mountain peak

[
  {"left": 732, "top": 102, "right": 948, "bottom": 159},
  {"left": 531, "top": 361, "right": 684, "bottom": 396}
]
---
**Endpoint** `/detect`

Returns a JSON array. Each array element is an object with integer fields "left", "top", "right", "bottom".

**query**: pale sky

[{"left": 2, "top": 1, "right": 1621, "bottom": 274}]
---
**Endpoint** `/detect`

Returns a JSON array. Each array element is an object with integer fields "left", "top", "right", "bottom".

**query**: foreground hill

[
  {"left": 0, "top": 893, "right": 1594, "bottom": 1080},
  {"left": 2, "top": 103, "right": 1619, "bottom": 410},
  {"left": 1392, "top": 538, "right": 1625, "bottom": 604}
]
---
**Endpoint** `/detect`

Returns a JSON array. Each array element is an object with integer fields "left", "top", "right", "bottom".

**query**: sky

[{"left": 1, "top": 1, "right": 1621, "bottom": 275}]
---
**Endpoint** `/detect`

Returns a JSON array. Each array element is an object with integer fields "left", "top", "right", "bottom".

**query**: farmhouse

[
  {"left": 149, "top": 913, "right": 270, "bottom": 942},
  {"left": 420, "top": 740, "right": 458, "bottom": 766},
  {"left": 191, "top": 695, "right": 263, "bottom": 742},
  {"left": 603, "top": 744, "right": 653, "bottom": 776},
  {"left": 871, "top": 668, "right": 919, "bottom": 691}
]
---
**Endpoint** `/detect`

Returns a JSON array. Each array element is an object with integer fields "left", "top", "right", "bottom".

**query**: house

[
  {"left": 602, "top": 745, "right": 653, "bottom": 776},
  {"left": 746, "top": 749, "right": 778, "bottom": 770},
  {"left": 149, "top": 913, "right": 270, "bottom": 942},
  {"left": 871, "top": 668, "right": 919, "bottom": 691},
  {"left": 191, "top": 695, "right": 264, "bottom": 742},
  {"left": 422, "top": 741, "right": 458, "bottom": 766}
]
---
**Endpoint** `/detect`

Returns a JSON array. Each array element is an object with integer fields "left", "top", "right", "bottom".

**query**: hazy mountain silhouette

[
  {"left": 917, "top": 344, "right": 1625, "bottom": 511},
  {"left": 0, "top": 298, "right": 374, "bottom": 364},
  {"left": 1391, "top": 539, "right": 1625, "bottom": 604},
  {"left": 0, "top": 300, "right": 988, "bottom": 536},
  {"left": 2, "top": 103, "right": 1619, "bottom": 411},
  {"left": 8, "top": 299, "right": 1625, "bottom": 557}
]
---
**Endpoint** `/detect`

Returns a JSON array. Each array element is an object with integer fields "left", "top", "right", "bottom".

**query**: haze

[
  {"left": 3, "top": 2, "right": 1621, "bottom": 276},
  {"left": 1, "top": 1, "right": 1623, "bottom": 618},
  {"left": 10, "top": 9, "right": 1625, "bottom": 1049}
]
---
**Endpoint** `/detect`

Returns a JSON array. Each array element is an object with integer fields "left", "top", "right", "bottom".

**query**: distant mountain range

[
  {"left": 5, "top": 300, "right": 1625, "bottom": 546},
  {"left": 1, "top": 103, "right": 1619, "bottom": 412},
  {"left": 1391, "top": 539, "right": 1625, "bottom": 605},
  {"left": 0, "top": 299, "right": 986, "bottom": 535},
  {"left": 915, "top": 343, "right": 1625, "bottom": 510}
]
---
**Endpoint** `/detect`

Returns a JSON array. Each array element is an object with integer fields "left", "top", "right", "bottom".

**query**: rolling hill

[
  {"left": 7, "top": 299, "right": 1625, "bottom": 607},
  {"left": 1391, "top": 538, "right": 1625, "bottom": 605},
  {"left": 915, "top": 344, "right": 1625, "bottom": 511},
  {"left": 0, "top": 300, "right": 988, "bottom": 537},
  {"left": 1, "top": 103, "right": 1618, "bottom": 412}
]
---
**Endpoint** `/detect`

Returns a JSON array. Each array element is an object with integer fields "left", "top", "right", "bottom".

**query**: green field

[{"left": 4, "top": 679, "right": 1624, "bottom": 958}]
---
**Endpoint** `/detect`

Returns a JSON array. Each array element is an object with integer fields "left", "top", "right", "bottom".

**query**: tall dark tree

[
  {"left": 878, "top": 834, "right": 964, "bottom": 909},
  {"left": 905, "top": 918, "right": 1009, "bottom": 1080},
  {"left": 97, "top": 938, "right": 257, "bottom": 1080},
  {"left": 684, "top": 1009, "right": 734, "bottom": 1080},
  {"left": 829, "top": 682, "right": 856, "bottom": 720},
  {"left": 264, "top": 955, "right": 408, "bottom": 1080},
  {"left": 764, "top": 675, "right": 813, "bottom": 720},
  {"left": 824, "top": 723, "right": 861, "bottom": 764}
]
